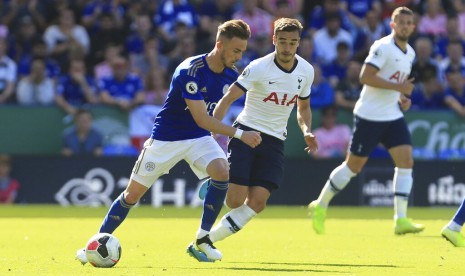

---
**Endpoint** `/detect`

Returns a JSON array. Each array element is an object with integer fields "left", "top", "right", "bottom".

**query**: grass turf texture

[{"left": 0, "top": 205, "right": 463, "bottom": 275}]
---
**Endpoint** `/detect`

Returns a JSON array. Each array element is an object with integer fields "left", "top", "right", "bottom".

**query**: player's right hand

[
  {"left": 398, "top": 77, "right": 415, "bottom": 97},
  {"left": 240, "top": 131, "right": 262, "bottom": 148}
]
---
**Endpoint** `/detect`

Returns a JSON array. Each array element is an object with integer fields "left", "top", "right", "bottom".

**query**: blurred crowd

[{"left": 1, "top": 0, "right": 465, "bottom": 158}]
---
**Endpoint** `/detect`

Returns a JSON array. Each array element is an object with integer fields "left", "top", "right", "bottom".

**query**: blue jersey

[
  {"left": 56, "top": 75, "right": 95, "bottom": 106},
  {"left": 152, "top": 54, "right": 239, "bottom": 141}
]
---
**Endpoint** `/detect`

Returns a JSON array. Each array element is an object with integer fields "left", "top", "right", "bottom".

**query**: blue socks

[
  {"left": 200, "top": 179, "right": 229, "bottom": 231},
  {"left": 99, "top": 193, "right": 135, "bottom": 234},
  {"left": 453, "top": 198, "right": 465, "bottom": 226}
]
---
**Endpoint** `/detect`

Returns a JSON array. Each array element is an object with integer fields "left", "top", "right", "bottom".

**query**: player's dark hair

[
  {"left": 274, "top": 18, "right": 303, "bottom": 36},
  {"left": 391, "top": 7, "right": 414, "bottom": 21},
  {"left": 217, "top": 19, "right": 251, "bottom": 41}
]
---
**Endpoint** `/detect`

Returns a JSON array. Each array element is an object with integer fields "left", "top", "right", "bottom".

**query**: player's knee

[
  {"left": 208, "top": 162, "right": 229, "bottom": 181},
  {"left": 246, "top": 199, "right": 266, "bottom": 213},
  {"left": 226, "top": 196, "right": 243, "bottom": 209}
]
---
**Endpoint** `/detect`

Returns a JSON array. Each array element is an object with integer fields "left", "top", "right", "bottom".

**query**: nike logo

[{"left": 268, "top": 81, "right": 276, "bottom": 84}]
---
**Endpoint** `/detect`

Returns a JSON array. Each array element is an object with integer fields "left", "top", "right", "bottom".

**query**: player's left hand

[
  {"left": 304, "top": 132, "right": 318, "bottom": 154},
  {"left": 399, "top": 95, "right": 411, "bottom": 111}
]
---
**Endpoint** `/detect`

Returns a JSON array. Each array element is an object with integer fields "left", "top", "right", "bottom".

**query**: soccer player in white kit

[
  {"left": 190, "top": 18, "right": 318, "bottom": 260},
  {"left": 308, "top": 7, "right": 425, "bottom": 235}
]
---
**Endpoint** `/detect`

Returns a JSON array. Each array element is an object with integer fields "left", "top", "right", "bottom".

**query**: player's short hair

[
  {"left": 216, "top": 19, "right": 251, "bottom": 41},
  {"left": 274, "top": 18, "right": 303, "bottom": 36},
  {"left": 391, "top": 7, "right": 414, "bottom": 21}
]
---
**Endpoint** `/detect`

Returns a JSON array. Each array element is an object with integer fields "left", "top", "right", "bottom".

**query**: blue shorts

[
  {"left": 228, "top": 123, "right": 284, "bottom": 192},
  {"left": 350, "top": 116, "right": 412, "bottom": 157}
]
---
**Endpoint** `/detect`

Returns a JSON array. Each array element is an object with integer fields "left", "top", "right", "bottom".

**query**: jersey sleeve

[
  {"left": 300, "top": 65, "right": 314, "bottom": 99},
  {"left": 364, "top": 41, "right": 387, "bottom": 70},
  {"left": 235, "top": 62, "right": 260, "bottom": 93},
  {"left": 176, "top": 70, "right": 204, "bottom": 100}
]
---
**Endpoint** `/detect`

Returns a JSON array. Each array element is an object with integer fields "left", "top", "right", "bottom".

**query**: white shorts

[{"left": 130, "top": 136, "right": 227, "bottom": 188}]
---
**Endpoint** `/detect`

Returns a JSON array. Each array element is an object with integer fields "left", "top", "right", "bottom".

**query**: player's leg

[
  {"left": 210, "top": 131, "right": 280, "bottom": 243},
  {"left": 208, "top": 184, "right": 254, "bottom": 243},
  {"left": 76, "top": 138, "right": 180, "bottom": 264},
  {"left": 185, "top": 136, "right": 230, "bottom": 261},
  {"left": 441, "top": 197, "right": 465, "bottom": 247},
  {"left": 309, "top": 116, "right": 380, "bottom": 234},
  {"left": 385, "top": 118, "right": 424, "bottom": 235}
]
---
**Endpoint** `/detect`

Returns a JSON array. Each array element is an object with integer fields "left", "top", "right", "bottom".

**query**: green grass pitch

[{"left": 0, "top": 205, "right": 464, "bottom": 275}]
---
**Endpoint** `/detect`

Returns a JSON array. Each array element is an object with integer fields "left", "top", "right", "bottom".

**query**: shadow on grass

[{"left": 230, "top": 261, "right": 400, "bottom": 268}]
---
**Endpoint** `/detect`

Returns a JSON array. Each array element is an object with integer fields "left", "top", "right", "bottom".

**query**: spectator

[
  {"left": 16, "top": 58, "right": 55, "bottom": 106},
  {"left": 341, "top": 0, "right": 382, "bottom": 29},
  {"left": 168, "top": 36, "right": 197, "bottom": 76},
  {"left": 335, "top": 60, "right": 363, "bottom": 111},
  {"left": 143, "top": 68, "right": 168, "bottom": 106},
  {"left": 88, "top": 13, "right": 125, "bottom": 67},
  {"left": 310, "top": 64, "right": 335, "bottom": 109},
  {"left": 232, "top": 0, "right": 274, "bottom": 54},
  {"left": 196, "top": 15, "right": 224, "bottom": 54},
  {"left": 411, "top": 66, "right": 446, "bottom": 110},
  {"left": 417, "top": 0, "right": 447, "bottom": 37},
  {"left": 81, "top": 0, "right": 125, "bottom": 31},
  {"left": 0, "top": 38, "right": 17, "bottom": 104},
  {"left": 197, "top": 0, "right": 236, "bottom": 21},
  {"left": 298, "top": 35, "right": 318, "bottom": 64},
  {"left": 56, "top": 59, "right": 98, "bottom": 115},
  {"left": 130, "top": 35, "right": 169, "bottom": 78},
  {"left": 439, "top": 40, "right": 465, "bottom": 82},
  {"left": 94, "top": 43, "right": 122, "bottom": 80},
  {"left": 98, "top": 56, "right": 145, "bottom": 112},
  {"left": 322, "top": 41, "right": 352, "bottom": 88},
  {"left": 0, "top": 155, "right": 20, "bottom": 204},
  {"left": 43, "top": 9, "right": 90, "bottom": 68},
  {"left": 154, "top": 0, "right": 199, "bottom": 43},
  {"left": 7, "top": 16, "right": 41, "bottom": 64},
  {"left": 62, "top": 109, "right": 104, "bottom": 157},
  {"left": 412, "top": 37, "right": 440, "bottom": 83},
  {"left": 126, "top": 13, "right": 155, "bottom": 56},
  {"left": 1, "top": 0, "right": 47, "bottom": 31},
  {"left": 358, "top": 9, "right": 388, "bottom": 52},
  {"left": 313, "top": 12, "right": 353, "bottom": 64},
  {"left": 444, "top": 68, "right": 465, "bottom": 117},
  {"left": 307, "top": 0, "right": 353, "bottom": 35},
  {"left": 17, "top": 39, "right": 61, "bottom": 79},
  {"left": 262, "top": 0, "right": 304, "bottom": 21},
  {"left": 312, "top": 105, "right": 351, "bottom": 159},
  {"left": 435, "top": 14, "right": 465, "bottom": 59}
]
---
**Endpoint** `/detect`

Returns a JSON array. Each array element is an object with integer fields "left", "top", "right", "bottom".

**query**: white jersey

[
  {"left": 235, "top": 53, "right": 314, "bottom": 140},
  {"left": 354, "top": 34, "right": 415, "bottom": 121}
]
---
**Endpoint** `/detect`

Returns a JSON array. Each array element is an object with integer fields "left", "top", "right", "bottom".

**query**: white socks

[
  {"left": 209, "top": 204, "right": 257, "bottom": 243},
  {"left": 447, "top": 221, "right": 463, "bottom": 232},
  {"left": 393, "top": 167, "right": 413, "bottom": 220},
  {"left": 317, "top": 162, "right": 356, "bottom": 208}
]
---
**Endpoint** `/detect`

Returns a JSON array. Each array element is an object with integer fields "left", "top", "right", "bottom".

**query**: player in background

[
  {"left": 76, "top": 19, "right": 262, "bottom": 264},
  {"left": 188, "top": 18, "right": 318, "bottom": 261},
  {"left": 308, "top": 7, "right": 425, "bottom": 235},
  {"left": 442, "top": 197, "right": 465, "bottom": 247}
]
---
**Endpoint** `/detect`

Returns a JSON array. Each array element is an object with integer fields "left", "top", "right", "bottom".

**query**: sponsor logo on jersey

[{"left": 263, "top": 92, "right": 298, "bottom": 106}]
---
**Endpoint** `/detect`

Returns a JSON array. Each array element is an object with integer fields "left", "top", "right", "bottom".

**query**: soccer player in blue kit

[{"left": 76, "top": 19, "right": 262, "bottom": 264}]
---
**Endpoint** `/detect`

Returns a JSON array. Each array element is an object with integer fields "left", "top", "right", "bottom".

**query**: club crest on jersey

[
  {"left": 186, "top": 81, "right": 198, "bottom": 94},
  {"left": 223, "top": 84, "right": 230, "bottom": 94},
  {"left": 298, "top": 77, "right": 302, "bottom": 89},
  {"left": 242, "top": 67, "right": 250, "bottom": 77},
  {"left": 145, "top": 162, "right": 155, "bottom": 172}
]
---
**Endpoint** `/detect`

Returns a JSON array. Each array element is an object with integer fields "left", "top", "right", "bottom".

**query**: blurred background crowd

[{"left": 0, "top": 0, "right": 465, "bottom": 158}]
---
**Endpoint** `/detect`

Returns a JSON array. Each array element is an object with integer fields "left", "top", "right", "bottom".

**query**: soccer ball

[{"left": 85, "top": 233, "right": 121, "bottom": 268}]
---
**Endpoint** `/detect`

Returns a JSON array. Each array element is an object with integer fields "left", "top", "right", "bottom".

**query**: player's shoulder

[
  {"left": 249, "top": 52, "right": 275, "bottom": 68},
  {"left": 295, "top": 54, "right": 314, "bottom": 72},
  {"left": 177, "top": 54, "right": 207, "bottom": 78}
]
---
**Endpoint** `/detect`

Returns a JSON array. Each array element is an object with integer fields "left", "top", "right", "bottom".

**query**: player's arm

[
  {"left": 296, "top": 97, "right": 318, "bottom": 154},
  {"left": 360, "top": 63, "right": 414, "bottom": 97},
  {"left": 186, "top": 99, "right": 261, "bottom": 148},
  {"left": 213, "top": 83, "right": 245, "bottom": 121},
  {"left": 444, "top": 95, "right": 465, "bottom": 117}
]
